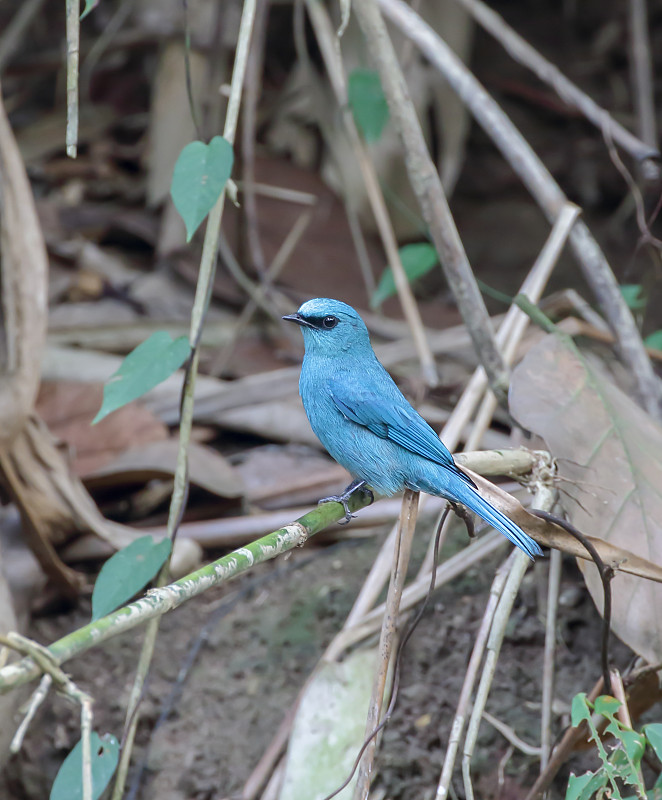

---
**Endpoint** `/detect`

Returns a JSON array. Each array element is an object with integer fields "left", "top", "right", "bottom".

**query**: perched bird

[{"left": 284, "top": 298, "right": 542, "bottom": 560}]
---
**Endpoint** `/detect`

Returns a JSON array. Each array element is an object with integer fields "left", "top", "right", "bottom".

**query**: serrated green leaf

[
  {"left": 618, "top": 728, "right": 645, "bottom": 763},
  {"left": 610, "top": 736, "right": 647, "bottom": 796},
  {"left": 50, "top": 732, "right": 119, "bottom": 800},
  {"left": 80, "top": 0, "right": 99, "bottom": 19},
  {"left": 571, "top": 693, "right": 592, "bottom": 727},
  {"left": 645, "top": 331, "right": 662, "bottom": 351},
  {"left": 348, "top": 69, "right": 389, "bottom": 143},
  {"left": 620, "top": 284, "right": 647, "bottom": 311},
  {"left": 565, "top": 770, "right": 608, "bottom": 800},
  {"left": 644, "top": 724, "right": 662, "bottom": 762},
  {"left": 171, "top": 136, "right": 234, "bottom": 241},
  {"left": 91, "top": 536, "right": 171, "bottom": 621},
  {"left": 594, "top": 695, "right": 622, "bottom": 718},
  {"left": 372, "top": 243, "right": 439, "bottom": 307},
  {"left": 93, "top": 332, "right": 191, "bottom": 423}
]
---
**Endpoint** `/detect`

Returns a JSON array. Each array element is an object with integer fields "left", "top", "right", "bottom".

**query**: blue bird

[{"left": 284, "top": 298, "right": 543, "bottom": 560}]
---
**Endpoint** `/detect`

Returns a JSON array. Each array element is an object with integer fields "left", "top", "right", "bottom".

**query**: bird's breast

[{"left": 299, "top": 367, "right": 407, "bottom": 496}]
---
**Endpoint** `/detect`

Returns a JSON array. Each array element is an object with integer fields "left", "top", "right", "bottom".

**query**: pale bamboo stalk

[
  {"left": 305, "top": 0, "right": 438, "bottom": 386},
  {"left": 379, "top": 0, "right": 662, "bottom": 420},
  {"left": 351, "top": 0, "right": 509, "bottom": 399},
  {"left": 540, "top": 547, "right": 562, "bottom": 769},
  {"left": 453, "top": 0, "right": 657, "bottom": 162},
  {"left": 354, "top": 490, "right": 419, "bottom": 800},
  {"left": 435, "top": 554, "right": 515, "bottom": 800},
  {"left": 460, "top": 483, "right": 555, "bottom": 800}
]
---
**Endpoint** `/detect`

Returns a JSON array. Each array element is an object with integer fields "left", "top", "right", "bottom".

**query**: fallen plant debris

[{"left": 1, "top": 0, "right": 662, "bottom": 798}]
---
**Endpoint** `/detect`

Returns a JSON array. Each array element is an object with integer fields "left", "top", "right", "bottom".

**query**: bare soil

[{"left": 1, "top": 524, "right": 634, "bottom": 800}]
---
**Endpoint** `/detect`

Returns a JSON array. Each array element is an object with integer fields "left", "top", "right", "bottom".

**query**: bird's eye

[{"left": 322, "top": 316, "right": 338, "bottom": 329}]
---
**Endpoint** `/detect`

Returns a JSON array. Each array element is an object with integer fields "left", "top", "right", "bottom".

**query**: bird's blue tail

[{"left": 449, "top": 479, "right": 543, "bottom": 560}]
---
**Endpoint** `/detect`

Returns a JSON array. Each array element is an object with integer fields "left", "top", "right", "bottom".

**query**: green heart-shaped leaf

[
  {"left": 93, "top": 331, "right": 191, "bottom": 424},
  {"left": 171, "top": 136, "right": 234, "bottom": 241}
]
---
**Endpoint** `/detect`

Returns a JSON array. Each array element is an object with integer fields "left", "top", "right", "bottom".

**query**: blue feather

[{"left": 285, "top": 298, "right": 543, "bottom": 560}]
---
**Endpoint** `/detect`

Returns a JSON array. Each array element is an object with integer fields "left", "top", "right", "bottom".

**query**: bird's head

[{"left": 283, "top": 298, "right": 371, "bottom": 354}]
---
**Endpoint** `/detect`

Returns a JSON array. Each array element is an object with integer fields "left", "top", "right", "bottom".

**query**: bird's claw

[
  {"left": 318, "top": 479, "right": 372, "bottom": 525},
  {"left": 318, "top": 495, "right": 354, "bottom": 524}
]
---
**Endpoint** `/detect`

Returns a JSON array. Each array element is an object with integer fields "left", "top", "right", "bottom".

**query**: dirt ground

[{"left": 0, "top": 519, "right": 634, "bottom": 800}]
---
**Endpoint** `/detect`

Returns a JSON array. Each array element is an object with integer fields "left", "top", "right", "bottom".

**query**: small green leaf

[
  {"left": 80, "top": 0, "right": 100, "bottom": 19},
  {"left": 594, "top": 695, "right": 622, "bottom": 718},
  {"left": 571, "top": 693, "right": 592, "bottom": 727},
  {"left": 91, "top": 536, "right": 171, "bottom": 621},
  {"left": 171, "top": 136, "right": 234, "bottom": 241},
  {"left": 645, "top": 330, "right": 662, "bottom": 351},
  {"left": 93, "top": 332, "right": 191, "bottom": 423},
  {"left": 50, "top": 732, "right": 119, "bottom": 800},
  {"left": 372, "top": 243, "right": 439, "bottom": 307},
  {"left": 565, "top": 770, "right": 608, "bottom": 800},
  {"left": 644, "top": 724, "right": 662, "bottom": 762},
  {"left": 348, "top": 69, "right": 389, "bottom": 143},
  {"left": 620, "top": 284, "right": 646, "bottom": 311}
]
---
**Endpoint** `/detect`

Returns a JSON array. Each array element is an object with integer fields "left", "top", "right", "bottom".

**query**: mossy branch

[{"left": 0, "top": 491, "right": 373, "bottom": 695}]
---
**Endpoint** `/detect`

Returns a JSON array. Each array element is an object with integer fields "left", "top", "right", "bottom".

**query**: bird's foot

[{"left": 318, "top": 479, "right": 373, "bottom": 525}]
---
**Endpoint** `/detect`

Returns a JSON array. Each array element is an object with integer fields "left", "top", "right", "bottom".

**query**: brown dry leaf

[
  {"left": 36, "top": 381, "right": 168, "bottom": 476},
  {"left": 233, "top": 444, "right": 351, "bottom": 508},
  {"left": 85, "top": 439, "right": 243, "bottom": 499},
  {"left": 465, "top": 469, "right": 662, "bottom": 584},
  {"left": 509, "top": 333, "right": 662, "bottom": 663}
]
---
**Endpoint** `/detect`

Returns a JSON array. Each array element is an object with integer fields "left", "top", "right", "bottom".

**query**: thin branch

[
  {"left": 10, "top": 674, "right": 52, "bottom": 753},
  {"left": 354, "top": 489, "right": 419, "bottom": 800},
  {"left": 461, "top": 549, "right": 533, "bottom": 800},
  {"left": 65, "top": 0, "right": 80, "bottom": 158},
  {"left": 532, "top": 509, "right": 613, "bottom": 696},
  {"left": 0, "top": 634, "right": 94, "bottom": 800},
  {"left": 461, "top": 482, "right": 553, "bottom": 800},
  {"left": 350, "top": 0, "right": 509, "bottom": 401},
  {"left": 435, "top": 553, "right": 515, "bottom": 800},
  {"left": 452, "top": 0, "right": 658, "bottom": 163},
  {"left": 320, "top": 505, "right": 451, "bottom": 800},
  {"left": 304, "top": 0, "right": 438, "bottom": 387},
  {"left": 540, "top": 547, "right": 562, "bottom": 770},
  {"left": 242, "top": 0, "right": 270, "bottom": 276},
  {"left": 628, "top": 0, "right": 658, "bottom": 155},
  {"left": 378, "top": 0, "right": 662, "bottom": 421},
  {"left": 111, "top": 2, "right": 260, "bottom": 795},
  {"left": 0, "top": 494, "right": 374, "bottom": 695},
  {"left": 482, "top": 711, "right": 542, "bottom": 757},
  {"left": 212, "top": 208, "right": 313, "bottom": 375}
]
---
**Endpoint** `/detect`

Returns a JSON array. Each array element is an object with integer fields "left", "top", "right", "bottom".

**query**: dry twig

[
  {"left": 354, "top": 489, "right": 419, "bottom": 799},
  {"left": 378, "top": 0, "right": 662, "bottom": 421},
  {"left": 453, "top": 0, "right": 658, "bottom": 163},
  {"left": 304, "top": 0, "right": 438, "bottom": 386},
  {"left": 351, "top": 0, "right": 510, "bottom": 401}
]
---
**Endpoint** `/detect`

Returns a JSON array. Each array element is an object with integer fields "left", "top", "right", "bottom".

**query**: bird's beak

[{"left": 282, "top": 313, "right": 315, "bottom": 329}]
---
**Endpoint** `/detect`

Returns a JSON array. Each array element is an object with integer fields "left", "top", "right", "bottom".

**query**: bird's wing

[{"left": 329, "top": 378, "right": 462, "bottom": 473}]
